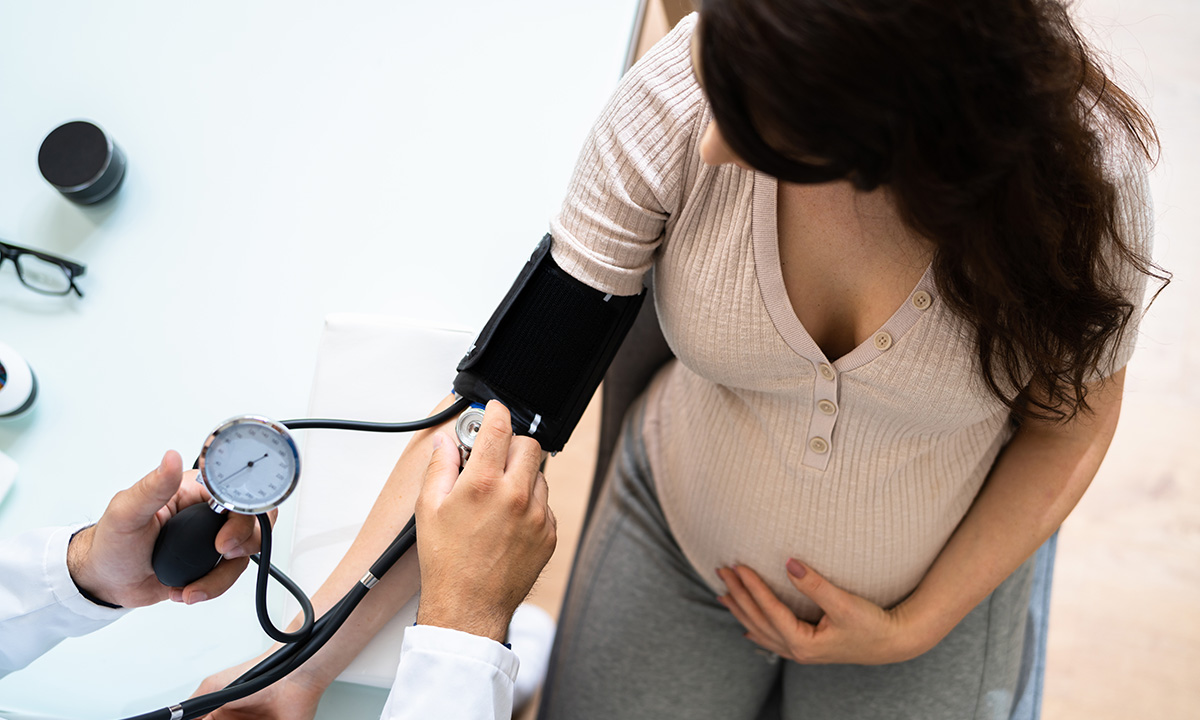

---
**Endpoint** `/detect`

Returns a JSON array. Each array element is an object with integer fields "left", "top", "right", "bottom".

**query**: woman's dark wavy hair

[{"left": 698, "top": 0, "right": 1169, "bottom": 421}]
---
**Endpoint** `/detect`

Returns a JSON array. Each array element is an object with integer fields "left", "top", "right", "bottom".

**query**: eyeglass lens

[{"left": 15, "top": 254, "right": 74, "bottom": 294}]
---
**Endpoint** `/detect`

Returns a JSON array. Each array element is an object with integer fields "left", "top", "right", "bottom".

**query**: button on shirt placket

[
  {"left": 789, "top": 277, "right": 934, "bottom": 471},
  {"left": 804, "top": 362, "right": 840, "bottom": 470}
]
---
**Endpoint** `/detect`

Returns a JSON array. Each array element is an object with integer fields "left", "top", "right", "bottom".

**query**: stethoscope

[{"left": 127, "top": 396, "right": 484, "bottom": 720}]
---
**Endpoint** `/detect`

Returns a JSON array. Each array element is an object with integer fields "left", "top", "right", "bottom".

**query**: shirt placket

[{"left": 802, "top": 361, "right": 839, "bottom": 470}]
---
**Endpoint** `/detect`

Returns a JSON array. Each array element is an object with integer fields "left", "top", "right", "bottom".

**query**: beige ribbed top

[{"left": 549, "top": 14, "right": 1151, "bottom": 620}]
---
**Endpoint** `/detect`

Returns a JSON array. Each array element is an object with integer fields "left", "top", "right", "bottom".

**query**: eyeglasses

[{"left": 0, "top": 240, "right": 87, "bottom": 297}]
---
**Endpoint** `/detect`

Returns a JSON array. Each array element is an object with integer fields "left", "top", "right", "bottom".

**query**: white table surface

[{"left": 0, "top": 1, "right": 639, "bottom": 717}]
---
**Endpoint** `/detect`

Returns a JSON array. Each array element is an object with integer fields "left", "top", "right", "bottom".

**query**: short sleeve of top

[
  {"left": 1091, "top": 153, "right": 1158, "bottom": 381},
  {"left": 549, "top": 13, "right": 707, "bottom": 296}
]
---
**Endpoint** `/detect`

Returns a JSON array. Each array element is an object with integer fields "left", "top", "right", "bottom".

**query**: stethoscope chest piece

[{"left": 454, "top": 403, "right": 486, "bottom": 466}]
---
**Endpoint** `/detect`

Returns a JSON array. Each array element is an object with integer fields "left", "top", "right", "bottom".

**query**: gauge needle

[{"left": 222, "top": 453, "right": 269, "bottom": 483}]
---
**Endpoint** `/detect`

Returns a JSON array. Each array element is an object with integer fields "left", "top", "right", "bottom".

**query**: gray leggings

[{"left": 540, "top": 402, "right": 1041, "bottom": 720}]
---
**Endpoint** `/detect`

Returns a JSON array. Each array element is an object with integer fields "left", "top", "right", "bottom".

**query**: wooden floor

[{"left": 526, "top": 1, "right": 1200, "bottom": 718}]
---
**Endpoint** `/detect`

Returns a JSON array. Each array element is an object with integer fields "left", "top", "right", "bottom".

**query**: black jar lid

[{"left": 38, "top": 120, "right": 127, "bottom": 205}]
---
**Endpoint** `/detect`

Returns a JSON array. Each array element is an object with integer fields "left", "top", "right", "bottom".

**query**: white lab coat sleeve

[
  {"left": 0, "top": 525, "right": 130, "bottom": 677},
  {"left": 380, "top": 624, "right": 520, "bottom": 720}
]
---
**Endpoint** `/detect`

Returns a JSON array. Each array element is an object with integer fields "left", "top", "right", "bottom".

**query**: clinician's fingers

[
  {"left": 419, "top": 432, "right": 462, "bottom": 509},
  {"left": 158, "top": 469, "right": 207, "bottom": 527},
  {"left": 468, "top": 400, "right": 513, "bottom": 474},
  {"left": 535, "top": 472, "right": 556, "bottom": 540},
  {"left": 110, "top": 451, "right": 185, "bottom": 531},
  {"left": 166, "top": 468, "right": 207, "bottom": 512},
  {"left": 214, "top": 512, "right": 259, "bottom": 559},
  {"left": 507, "top": 435, "right": 543, "bottom": 491},
  {"left": 532, "top": 469, "right": 550, "bottom": 510},
  {"left": 182, "top": 556, "right": 250, "bottom": 604},
  {"left": 227, "top": 507, "right": 279, "bottom": 560}
]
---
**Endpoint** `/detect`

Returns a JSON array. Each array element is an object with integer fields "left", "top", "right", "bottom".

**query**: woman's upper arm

[
  {"left": 1013, "top": 367, "right": 1126, "bottom": 506},
  {"left": 549, "top": 13, "right": 707, "bottom": 297}
]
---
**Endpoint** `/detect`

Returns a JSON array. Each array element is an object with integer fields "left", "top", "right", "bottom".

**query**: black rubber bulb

[{"left": 152, "top": 503, "right": 228, "bottom": 587}]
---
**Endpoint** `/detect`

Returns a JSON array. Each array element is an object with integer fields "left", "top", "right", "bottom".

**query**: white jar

[{"left": 0, "top": 342, "right": 38, "bottom": 419}]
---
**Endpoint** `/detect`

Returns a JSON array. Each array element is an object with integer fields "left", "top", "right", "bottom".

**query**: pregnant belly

[{"left": 644, "top": 373, "right": 989, "bottom": 623}]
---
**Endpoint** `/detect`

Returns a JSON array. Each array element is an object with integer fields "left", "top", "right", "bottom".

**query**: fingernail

[
  {"left": 169, "top": 589, "right": 184, "bottom": 603},
  {"left": 432, "top": 435, "right": 444, "bottom": 450},
  {"left": 186, "top": 591, "right": 208, "bottom": 605},
  {"left": 786, "top": 558, "right": 806, "bottom": 578},
  {"left": 224, "top": 545, "right": 245, "bottom": 560}
]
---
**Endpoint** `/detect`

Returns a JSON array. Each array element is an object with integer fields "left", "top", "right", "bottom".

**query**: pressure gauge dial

[{"left": 198, "top": 415, "right": 300, "bottom": 514}]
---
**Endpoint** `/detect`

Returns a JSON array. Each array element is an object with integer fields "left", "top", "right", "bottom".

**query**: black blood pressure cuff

[{"left": 453, "top": 234, "right": 645, "bottom": 453}]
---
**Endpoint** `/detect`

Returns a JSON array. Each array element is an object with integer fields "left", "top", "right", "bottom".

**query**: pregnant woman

[
  {"left": 536, "top": 1, "right": 1164, "bottom": 718},
  {"left": 196, "top": 1, "right": 1165, "bottom": 718}
]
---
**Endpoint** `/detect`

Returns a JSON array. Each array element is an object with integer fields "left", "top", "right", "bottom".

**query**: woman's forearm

[
  {"left": 896, "top": 369, "right": 1126, "bottom": 653},
  {"left": 283, "top": 394, "right": 459, "bottom": 690}
]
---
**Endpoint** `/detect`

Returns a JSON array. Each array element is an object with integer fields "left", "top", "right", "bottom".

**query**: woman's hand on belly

[{"left": 716, "top": 562, "right": 935, "bottom": 666}]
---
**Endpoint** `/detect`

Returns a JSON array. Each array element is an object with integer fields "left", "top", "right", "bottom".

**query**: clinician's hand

[
  {"left": 67, "top": 450, "right": 269, "bottom": 608},
  {"left": 415, "top": 400, "right": 558, "bottom": 643},
  {"left": 192, "top": 402, "right": 556, "bottom": 720}
]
